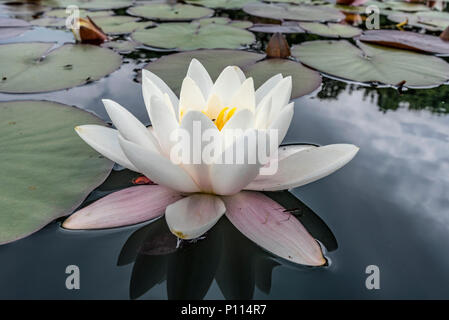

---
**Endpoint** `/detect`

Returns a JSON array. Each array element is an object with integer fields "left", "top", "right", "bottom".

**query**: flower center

[{"left": 180, "top": 106, "right": 237, "bottom": 131}]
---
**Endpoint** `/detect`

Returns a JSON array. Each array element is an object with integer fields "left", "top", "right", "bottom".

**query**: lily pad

[
  {"left": 0, "top": 17, "right": 31, "bottom": 40},
  {"left": 185, "top": 0, "right": 259, "bottom": 9},
  {"left": 41, "top": 0, "right": 133, "bottom": 10},
  {"left": 359, "top": 30, "right": 449, "bottom": 54},
  {"left": 31, "top": 17, "right": 67, "bottom": 28},
  {"left": 197, "top": 17, "right": 253, "bottom": 29},
  {"left": 299, "top": 22, "right": 362, "bottom": 38},
  {"left": 144, "top": 49, "right": 321, "bottom": 98},
  {"left": 291, "top": 40, "right": 449, "bottom": 87},
  {"left": 144, "top": 49, "right": 264, "bottom": 94},
  {"left": 0, "top": 42, "right": 121, "bottom": 93},
  {"left": 367, "top": 0, "right": 430, "bottom": 12},
  {"left": 243, "top": 58, "right": 322, "bottom": 98},
  {"left": 387, "top": 11, "right": 449, "bottom": 31},
  {"left": 243, "top": 2, "right": 345, "bottom": 22},
  {"left": 102, "top": 40, "right": 139, "bottom": 53},
  {"left": 127, "top": 3, "right": 214, "bottom": 21},
  {"left": 132, "top": 22, "right": 255, "bottom": 51},
  {"left": 0, "top": 100, "right": 113, "bottom": 244},
  {"left": 249, "top": 22, "right": 305, "bottom": 33},
  {"left": 91, "top": 16, "right": 154, "bottom": 35},
  {"left": 44, "top": 9, "right": 114, "bottom": 18}
]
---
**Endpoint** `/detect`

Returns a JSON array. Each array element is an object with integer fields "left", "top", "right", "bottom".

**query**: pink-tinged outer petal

[
  {"left": 62, "top": 185, "right": 183, "bottom": 230},
  {"left": 165, "top": 194, "right": 226, "bottom": 240},
  {"left": 222, "top": 191, "right": 326, "bottom": 266}
]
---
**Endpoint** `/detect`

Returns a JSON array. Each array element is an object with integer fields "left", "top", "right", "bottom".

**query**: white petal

[
  {"left": 221, "top": 109, "right": 255, "bottom": 132},
  {"left": 255, "top": 73, "right": 282, "bottom": 106},
  {"left": 204, "top": 93, "right": 224, "bottom": 120},
  {"left": 119, "top": 135, "right": 200, "bottom": 193},
  {"left": 179, "top": 110, "right": 220, "bottom": 192},
  {"left": 142, "top": 75, "right": 177, "bottom": 121},
  {"left": 268, "top": 102, "right": 294, "bottom": 144},
  {"left": 223, "top": 191, "right": 325, "bottom": 266},
  {"left": 254, "top": 96, "right": 272, "bottom": 129},
  {"left": 179, "top": 76, "right": 206, "bottom": 117},
  {"left": 210, "top": 129, "right": 269, "bottom": 195},
  {"left": 245, "top": 144, "right": 359, "bottom": 191},
  {"left": 102, "top": 99, "right": 160, "bottom": 153},
  {"left": 148, "top": 95, "right": 179, "bottom": 156},
  {"left": 210, "top": 66, "right": 243, "bottom": 106},
  {"left": 165, "top": 194, "right": 225, "bottom": 239},
  {"left": 230, "top": 77, "right": 256, "bottom": 113},
  {"left": 75, "top": 125, "right": 138, "bottom": 171},
  {"left": 142, "top": 69, "right": 179, "bottom": 114},
  {"left": 257, "top": 76, "right": 292, "bottom": 116},
  {"left": 63, "top": 185, "right": 182, "bottom": 230},
  {"left": 187, "top": 58, "right": 213, "bottom": 100},
  {"left": 233, "top": 65, "right": 247, "bottom": 83}
]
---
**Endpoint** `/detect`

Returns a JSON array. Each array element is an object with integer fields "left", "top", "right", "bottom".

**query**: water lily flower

[{"left": 64, "top": 59, "right": 359, "bottom": 266}]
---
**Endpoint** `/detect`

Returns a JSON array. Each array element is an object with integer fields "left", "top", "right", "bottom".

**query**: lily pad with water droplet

[
  {"left": 0, "top": 17, "right": 31, "bottom": 40},
  {"left": 0, "top": 42, "right": 121, "bottom": 93},
  {"left": 359, "top": 29, "right": 449, "bottom": 54},
  {"left": 127, "top": 3, "right": 214, "bottom": 21},
  {"left": 41, "top": 0, "right": 133, "bottom": 10},
  {"left": 132, "top": 22, "right": 255, "bottom": 51},
  {"left": 299, "top": 22, "right": 362, "bottom": 38},
  {"left": 144, "top": 49, "right": 265, "bottom": 94},
  {"left": 243, "top": 58, "right": 322, "bottom": 98},
  {"left": 0, "top": 100, "right": 113, "bottom": 244},
  {"left": 243, "top": 2, "right": 345, "bottom": 22},
  {"left": 185, "top": 0, "right": 259, "bottom": 9},
  {"left": 292, "top": 40, "right": 449, "bottom": 87}
]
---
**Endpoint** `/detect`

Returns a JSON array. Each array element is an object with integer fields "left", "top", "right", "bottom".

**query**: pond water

[{"left": 1, "top": 1, "right": 449, "bottom": 299}]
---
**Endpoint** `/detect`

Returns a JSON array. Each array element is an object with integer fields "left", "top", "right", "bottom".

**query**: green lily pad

[
  {"left": 185, "top": 0, "right": 259, "bottom": 9},
  {"left": 197, "top": 17, "right": 253, "bottom": 29},
  {"left": 359, "top": 29, "right": 449, "bottom": 54},
  {"left": 144, "top": 49, "right": 321, "bottom": 98},
  {"left": 243, "top": 2, "right": 345, "bottom": 22},
  {"left": 250, "top": 22, "right": 305, "bottom": 33},
  {"left": 31, "top": 17, "right": 66, "bottom": 28},
  {"left": 41, "top": 0, "right": 133, "bottom": 10},
  {"left": 44, "top": 9, "right": 114, "bottom": 18},
  {"left": 299, "top": 22, "right": 362, "bottom": 38},
  {"left": 242, "top": 58, "right": 322, "bottom": 99},
  {"left": 91, "top": 16, "right": 154, "bottom": 35},
  {"left": 132, "top": 22, "right": 255, "bottom": 51},
  {"left": 0, "top": 42, "right": 121, "bottom": 93},
  {"left": 0, "top": 18, "right": 31, "bottom": 40},
  {"left": 387, "top": 11, "right": 449, "bottom": 31},
  {"left": 0, "top": 100, "right": 113, "bottom": 244},
  {"left": 291, "top": 40, "right": 449, "bottom": 87},
  {"left": 127, "top": 3, "right": 214, "bottom": 21},
  {"left": 367, "top": 0, "right": 430, "bottom": 12},
  {"left": 144, "top": 49, "right": 264, "bottom": 94},
  {"left": 102, "top": 40, "right": 139, "bottom": 53}
]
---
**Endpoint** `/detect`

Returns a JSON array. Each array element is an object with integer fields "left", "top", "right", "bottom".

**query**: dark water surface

[{"left": 1, "top": 10, "right": 449, "bottom": 300}]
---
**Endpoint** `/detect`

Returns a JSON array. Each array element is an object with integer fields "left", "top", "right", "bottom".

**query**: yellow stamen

[
  {"left": 396, "top": 19, "right": 408, "bottom": 31},
  {"left": 215, "top": 107, "right": 229, "bottom": 130},
  {"left": 224, "top": 107, "right": 237, "bottom": 124}
]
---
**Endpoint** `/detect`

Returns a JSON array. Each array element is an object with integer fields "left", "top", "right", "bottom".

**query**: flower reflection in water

[{"left": 119, "top": 190, "right": 337, "bottom": 300}]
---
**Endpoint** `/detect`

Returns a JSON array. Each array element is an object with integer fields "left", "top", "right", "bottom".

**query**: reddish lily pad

[{"left": 359, "top": 29, "right": 449, "bottom": 54}]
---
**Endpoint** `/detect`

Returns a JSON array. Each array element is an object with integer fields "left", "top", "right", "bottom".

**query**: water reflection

[
  {"left": 118, "top": 191, "right": 337, "bottom": 300},
  {"left": 318, "top": 79, "right": 449, "bottom": 114}
]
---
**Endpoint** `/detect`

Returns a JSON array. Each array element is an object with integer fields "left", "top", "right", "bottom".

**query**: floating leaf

[
  {"left": 359, "top": 29, "right": 449, "bottom": 54},
  {"left": 132, "top": 22, "right": 255, "bottom": 51},
  {"left": 0, "top": 17, "right": 31, "bottom": 40},
  {"left": 41, "top": 0, "right": 133, "bottom": 10},
  {"left": 91, "top": 16, "right": 154, "bottom": 35},
  {"left": 44, "top": 9, "right": 114, "bottom": 18},
  {"left": 299, "top": 22, "right": 362, "bottom": 38},
  {"left": 387, "top": 11, "right": 449, "bottom": 31},
  {"left": 144, "top": 49, "right": 264, "bottom": 94},
  {"left": 185, "top": 0, "right": 259, "bottom": 9},
  {"left": 127, "top": 3, "right": 214, "bottom": 21},
  {"left": 292, "top": 40, "right": 449, "bottom": 87},
  {"left": 242, "top": 58, "right": 322, "bottom": 99},
  {"left": 102, "top": 39, "right": 139, "bottom": 53},
  {"left": 31, "top": 17, "right": 67, "bottom": 28},
  {"left": 0, "top": 42, "right": 121, "bottom": 93},
  {"left": 368, "top": 0, "right": 430, "bottom": 12},
  {"left": 0, "top": 100, "right": 113, "bottom": 244},
  {"left": 243, "top": 2, "right": 345, "bottom": 22},
  {"left": 197, "top": 17, "right": 253, "bottom": 29},
  {"left": 250, "top": 22, "right": 305, "bottom": 34}
]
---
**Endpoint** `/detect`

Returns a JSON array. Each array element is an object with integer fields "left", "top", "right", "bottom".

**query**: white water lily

[{"left": 64, "top": 59, "right": 359, "bottom": 266}]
